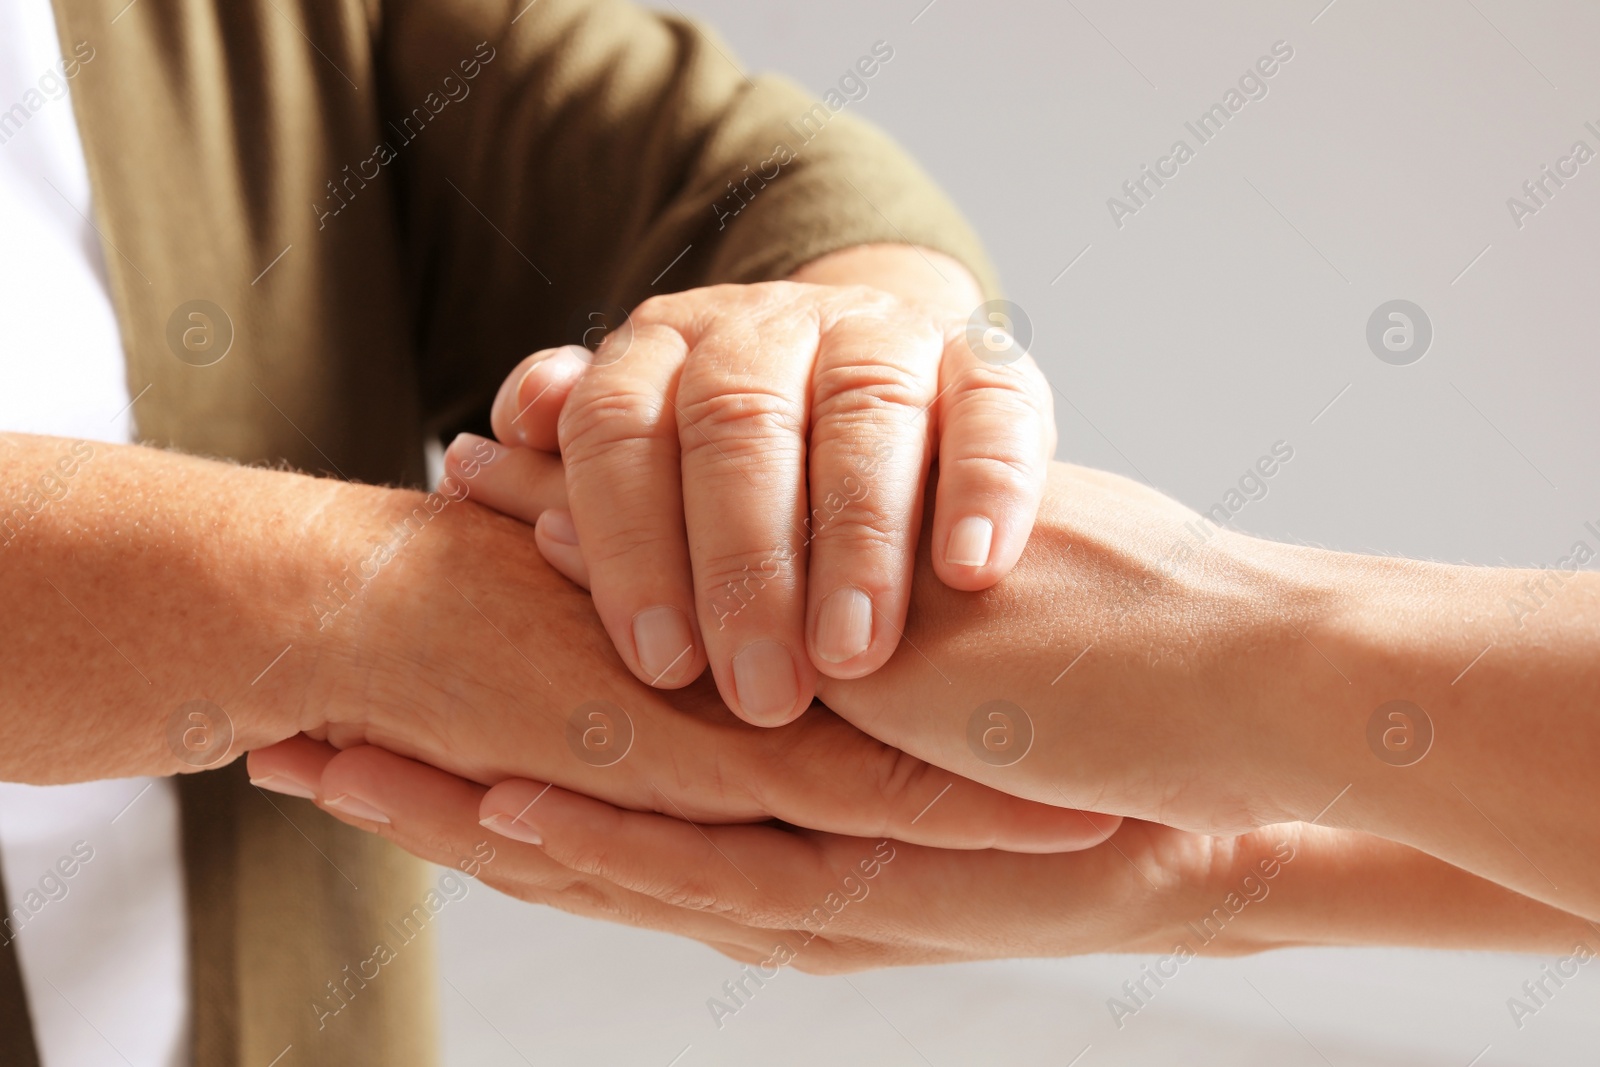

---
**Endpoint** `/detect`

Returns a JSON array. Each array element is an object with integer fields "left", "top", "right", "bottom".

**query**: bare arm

[
  {"left": 290, "top": 447, "right": 1600, "bottom": 961},
  {"left": 814, "top": 461, "right": 1600, "bottom": 921},
  {"left": 1284, "top": 544, "right": 1600, "bottom": 923},
  {"left": 0, "top": 433, "right": 1115, "bottom": 852},
  {"left": 0, "top": 433, "right": 369, "bottom": 780}
]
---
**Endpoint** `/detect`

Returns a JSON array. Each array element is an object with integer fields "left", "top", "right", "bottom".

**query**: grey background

[{"left": 438, "top": 1, "right": 1600, "bottom": 1063}]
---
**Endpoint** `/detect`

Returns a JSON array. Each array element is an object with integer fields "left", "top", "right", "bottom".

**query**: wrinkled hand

[
  {"left": 433, "top": 450, "right": 1308, "bottom": 837},
  {"left": 444, "top": 279, "right": 1054, "bottom": 726},
  {"left": 248, "top": 490, "right": 1117, "bottom": 853}
]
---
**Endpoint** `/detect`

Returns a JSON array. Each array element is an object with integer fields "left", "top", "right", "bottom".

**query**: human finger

[
  {"left": 533, "top": 509, "right": 590, "bottom": 589},
  {"left": 293, "top": 743, "right": 778, "bottom": 950},
  {"left": 441, "top": 434, "right": 568, "bottom": 523},
  {"left": 803, "top": 303, "right": 942, "bottom": 679},
  {"left": 490, "top": 345, "right": 590, "bottom": 451},
  {"left": 246, "top": 732, "right": 338, "bottom": 799},
  {"left": 478, "top": 778, "right": 893, "bottom": 975},
  {"left": 557, "top": 320, "right": 706, "bottom": 689},
  {"left": 930, "top": 327, "right": 1054, "bottom": 592},
  {"left": 721, "top": 704, "right": 1123, "bottom": 854},
  {"left": 671, "top": 306, "right": 818, "bottom": 725}
]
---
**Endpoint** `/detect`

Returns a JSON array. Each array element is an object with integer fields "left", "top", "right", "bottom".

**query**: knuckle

[
  {"left": 823, "top": 282, "right": 899, "bottom": 311},
  {"left": 811, "top": 359, "right": 932, "bottom": 419},
  {"left": 631, "top": 293, "right": 687, "bottom": 325},
  {"left": 556, "top": 322, "right": 686, "bottom": 454},
  {"left": 755, "top": 721, "right": 911, "bottom": 837},
  {"left": 479, "top": 874, "right": 556, "bottom": 908},
  {"left": 704, "top": 940, "right": 762, "bottom": 965},
  {"left": 562, "top": 844, "right": 691, "bottom": 921},
  {"left": 637, "top": 285, "right": 784, "bottom": 336},
  {"left": 946, "top": 360, "right": 1048, "bottom": 411},
  {"left": 696, "top": 546, "right": 800, "bottom": 610},
  {"left": 810, "top": 512, "right": 901, "bottom": 558},
  {"left": 544, "top": 877, "right": 629, "bottom": 921},
  {"left": 558, "top": 386, "right": 667, "bottom": 460},
  {"left": 761, "top": 891, "right": 844, "bottom": 935},
  {"left": 738, "top": 279, "right": 816, "bottom": 317},
  {"left": 579, "top": 521, "right": 663, "bottom": 571},
  {"left": 555, "top": 839, "right": 619, "bottom": 881},
  {"left": 652, "top": 878, "right": 742, "bottom": 917},
  {"left": 944, "top": 450, "right": 1040, "bottom": 492},
  {"left": 787, "top": 937, "right": 877, "bottom": 975},
  {"left": 547, "top": 875, "right": 698, "bottom": 932},
  {"left": 874, "top": 746, "right": 934, "bottom": 814},
  {"left": 677, "top": 387, "right": 806, "bottom": 454}
]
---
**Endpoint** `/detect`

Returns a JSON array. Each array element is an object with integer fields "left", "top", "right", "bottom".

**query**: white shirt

[{"left": 0, "top": 1, "right": 191, "bottom": 1064}]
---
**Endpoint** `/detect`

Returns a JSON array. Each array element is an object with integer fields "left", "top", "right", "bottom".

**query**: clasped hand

[{"left": 247, "top": 276, "right": 1307, "bottom": 969}]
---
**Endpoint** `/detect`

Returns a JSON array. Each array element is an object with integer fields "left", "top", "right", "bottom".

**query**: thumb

[{"left": 490, "top": 345, "right": 590, "bottom": 452}]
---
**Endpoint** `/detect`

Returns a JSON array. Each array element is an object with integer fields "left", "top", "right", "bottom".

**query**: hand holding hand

[
  {"left": 273, "top": 739, "right": 1598, "bottom": 973},
  {"left": 248, "top": 486, "right": 1118, "bottom": 854},
  {"left": 445, "top": 277, "right": 1053, "bottom": 726},
  {"left": 257, "top": 737, "right": 1232, "bottom": 972}
]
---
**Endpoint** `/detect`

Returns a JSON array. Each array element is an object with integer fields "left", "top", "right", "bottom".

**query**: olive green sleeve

[{"left": 381, "top": 0, "right": 998, "bottom": 428}]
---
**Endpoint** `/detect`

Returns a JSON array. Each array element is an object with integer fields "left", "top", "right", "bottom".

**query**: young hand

[{"left": 274, "top": 742, "right": 1596, "bottom": 973}]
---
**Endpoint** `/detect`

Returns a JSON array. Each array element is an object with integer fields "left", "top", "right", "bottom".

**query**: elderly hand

[
  {"left": 246, "top": 479, "right": 1118, "bottom": 854},
  {"left": 444, "top": 255, "right": 1052, "bottom": 727}
]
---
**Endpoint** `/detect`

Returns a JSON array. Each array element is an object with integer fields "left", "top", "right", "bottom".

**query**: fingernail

[
  {"left": 541, "top": 509, "right": 579, "bottom": 546},
  {"left": 513, "top": 347, "right": 589, "bottom": 443},
  {"left": 479, "top": 812, "right": 542, "bottom": 846},
  {"left": 512, "top": 364, "right": 544, "bottom": 445},
  {"left": 815, "top": 587, "right": 873, "bottom": 664},
  {"left": 250, "top": 774, "right": 316, "bottom": 801},
  {"left": 444, "top": 431, "right": 505, "bottom": 471},
  {"left": 946, "top": 515, "right": 994, "bottom": 568},
  {"left": 732, "top": 640, "right": 800, "bottom": 722},
  {"left": 633, "top": 605, "right": 695, "bottom": 684},
  {"left": 324, "top": 793, "right": 391, "bottom": 825}
]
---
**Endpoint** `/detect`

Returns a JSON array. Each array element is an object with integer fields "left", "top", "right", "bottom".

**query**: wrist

[
  {"left": 205, "top": 471, "right": 400, "bottom": 751},
  {"left": 1178, "top": 824, "right": 1319, "bottom": 956},
  {"left": 787, "top": 243, "right": 983, "bottom": 321},
  {"left": 1192, "top": 821, "right": 1597, "bottom": 955},
  {"left": 1282, "top": 543, "right": 1600, "bottom": 920},
  {"left": 312, "top": 480, "right": 593, "bottom": 784},
  {"left": 1245, "top": 546, "right": 1474, "bottom": 831},
  {"left": 299, "top": 478, "right": 486, "bottom": 738},
  {"left": 1206, "top": 537, "right": 1369, "bottom": 827},
  {"left": 1159, "top": 529, "right": 1470, "bottom": 832}
]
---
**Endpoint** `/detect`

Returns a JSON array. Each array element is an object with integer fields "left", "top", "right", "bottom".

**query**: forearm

[
  {"left": 815, "top": 462, "right": 1600, "bottom": 921},
  {"left": 1201, "top": 824, "right": 1595, "bottom": 957},
  {"left": 1073, "top": 530, "right": 1600, "bottom": 923},
  {"left": 0, "top": 434, "right": 410, "bottom": 781},
  {"left": 1268, "top": 548, "right": 1600, "bottom": 920}
]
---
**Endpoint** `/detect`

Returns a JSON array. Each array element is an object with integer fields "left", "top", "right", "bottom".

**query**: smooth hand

[
  {"left": 258, "top": 737, "right": 1251, "bottom": 970},
  {"left": 264, "top": 741, "right": 1593, "bottom": 971}
]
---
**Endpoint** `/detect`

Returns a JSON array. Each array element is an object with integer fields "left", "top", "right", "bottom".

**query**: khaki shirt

[{"left": 2, "top": 0, "right": 994, "bottom": 1062}]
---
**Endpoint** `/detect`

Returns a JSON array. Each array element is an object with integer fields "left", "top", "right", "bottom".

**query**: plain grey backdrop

[{"left": 437, "top": 1, "right": 1600, "bottom": 1063}]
